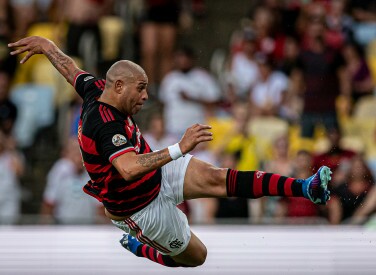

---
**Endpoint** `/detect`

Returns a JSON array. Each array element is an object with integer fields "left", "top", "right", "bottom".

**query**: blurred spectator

[
  {"left": 0, "top": 70, "right": 17, "bottom": 137},
  {"left": 341, "top": 42, "right": 374, "bottom": 105},
  {"left": 142, "top": 111, "right": 178, "bottom": 150},
  {"left": 251, "top": 6, "right": 278, "bottom": 56},
  {"left": 296, "top": 18, "right": 344, "bottom": 138},
  {"left": 227, "top": 29, "right": 259, "bottom": 101},
  {"left": 159, "top": 46, "right": 221, "bottom": 138},
  {"left": 139, "top": 0, "right": 187, "bottom": 93},
  {"left": 352, "top": 183, "right": 376, "bottom": 224},
  {"left": 264, "top": 135, "right": 294, "bottom": 176},
  {"left": 217, "top": 102, "right": 267, "bottom": 172},
  {"left": 0, "top": 129, "right": 24, "bottom": 224},
  {"left": 325, "top": 0, "right": 354, "bottom": 49},
  {"left": 276, "top": 150, "right": 320, "bottom": 221},
  {"left": 277, "top": 36, "right": 304, "bottom": 123},
  {"left": 0, "top": 0, "right": 18, "bottom": 74},
  {"left": 249, "top": 53, "right": 289, "bottom": 117},
  {"left": 328, "top": 155, "right": 374, "bottom": 224},
  {"left": 10, "top": 0, "right": 37, "bottom": 40},
  {"left": 349, "top": 0, "right": 376, "bottom": 46},
  {"left": 262, "top": 135, "right": 294, "bottom": 219},
  {"left": 40, "top": 138, "right": 103, "bottom": 224},
  {"left": 57, "top": 0, "right": 114, "bottom": 72},
  {"left": 313, "top": 127, "right": 356, "bottom": 188}
]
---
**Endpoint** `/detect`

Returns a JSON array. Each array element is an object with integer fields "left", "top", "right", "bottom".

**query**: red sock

[
  {"left": 135, "top": 244, "right": 180, "bottom": 267},
  {"left": 226, "top": 169, "right": 303, "bottom": 198}
]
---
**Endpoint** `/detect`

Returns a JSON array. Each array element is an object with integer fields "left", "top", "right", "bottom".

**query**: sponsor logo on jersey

[
  {"left": 112, "top": 134, "right": 127, "bottom": 146},
  {"left": 84, "top": 76, "right": 94, "bottom": 81}
]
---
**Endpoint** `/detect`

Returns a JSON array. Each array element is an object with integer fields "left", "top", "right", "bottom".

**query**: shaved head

[{"left": 105, "top": 60, "right": 147, "bottom": 88}]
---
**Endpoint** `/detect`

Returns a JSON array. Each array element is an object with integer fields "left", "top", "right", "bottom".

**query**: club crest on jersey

[
  {"left": 84, "top": 76, "right": 94, "bottom": 81},
  {"left": 112, "top": 134, "right": 127, "bottom": 146}
]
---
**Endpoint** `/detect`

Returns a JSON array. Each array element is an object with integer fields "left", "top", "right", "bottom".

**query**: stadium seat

[
  {"left": 353, "top": 95, "right": 376, "bottom": 119},
  {"left": 247, "top": 117, "right": 289, "bottom": 143},
  {"left": 99, "top": 16, "right": 125, "bottom": 61}
]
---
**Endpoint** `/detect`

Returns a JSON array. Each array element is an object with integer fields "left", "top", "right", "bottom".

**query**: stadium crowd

[{"left": 1, "top": 0, "right": 376, "bottom": 226}]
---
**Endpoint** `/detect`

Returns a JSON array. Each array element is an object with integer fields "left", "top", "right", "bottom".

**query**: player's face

[{"left": 124, "top": 74, "right": 148, "bottom": 115}]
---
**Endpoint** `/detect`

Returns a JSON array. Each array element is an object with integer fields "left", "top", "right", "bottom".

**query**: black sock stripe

[
  {"left": 226, "top": 169, "right": 231, "bottom": 196},
  {"left": 136, "top": 245, "right": 143, "bottom": 257},
  {"left": 236, "top": 171, "right": 255, "bottom": 198},
  {"left": 153, "top": 249, "right": 159, "bottom": 259},
  {"left": 144, "top": 246, "right": 150, "bottom": 258},
  {"left": 262, "top": 173, "right": 272, "bottom": 196},
  {"left": 291, "top": 180, "right": 303, "bottom": 196},
  {"left": 277, "top": 176, "right": 287, "bottom": 196}
]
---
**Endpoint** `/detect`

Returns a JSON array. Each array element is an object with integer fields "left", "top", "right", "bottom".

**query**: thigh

[{"left": 183, "top": 157, "right": 228, "bottom": 200}]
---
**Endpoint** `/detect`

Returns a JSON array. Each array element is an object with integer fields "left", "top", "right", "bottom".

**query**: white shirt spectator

[
  {"left": 230, "top": 52, "right": 260, "bottom": 97},
  {"left": 159, "top": 68, "right": 221, "bottom": 137},
  {"left": 250, "top": 71, "right": 289, "bottom": 109},
  {"left": 43, "top": 158, "right": 99, "bottom": 224},
  {"left": 143, "top": 133, "right": 178, "bottom": 151},
  {"left": 0, "top": 152, "right": 21, "bottom": 224}
]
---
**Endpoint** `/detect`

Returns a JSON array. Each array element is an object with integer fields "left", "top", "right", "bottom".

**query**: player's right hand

[
  {"left": 8, "top": 36, "right": 53, "bottom": 64},
  {"left": 178, "top": 124, "right": 213, "bottom": 154}
]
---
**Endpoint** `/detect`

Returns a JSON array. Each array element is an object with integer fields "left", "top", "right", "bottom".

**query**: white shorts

[{"left": 112, "top": 154, "right": 193, "bottom": 256}]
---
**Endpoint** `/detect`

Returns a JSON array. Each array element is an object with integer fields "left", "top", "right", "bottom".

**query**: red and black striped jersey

[{"left": 73, "top": 72, "right": 161, "bottom": 216}]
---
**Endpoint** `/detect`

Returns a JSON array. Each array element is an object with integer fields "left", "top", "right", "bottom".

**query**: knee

[
  {"left": 206, "top": 167, "right": 227, "bottom": 195},
  {"left": 188, "top": 245, "right": 207, "bottom": 267}
]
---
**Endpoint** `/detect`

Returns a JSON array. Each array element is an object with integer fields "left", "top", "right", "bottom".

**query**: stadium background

[{"left": 1, "top": 0, "right": 376, "bottom": 274}]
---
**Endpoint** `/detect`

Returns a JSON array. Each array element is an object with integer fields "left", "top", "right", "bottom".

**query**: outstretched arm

[{"left": 8, "top": 36, "right": 84, "bottom": 86}]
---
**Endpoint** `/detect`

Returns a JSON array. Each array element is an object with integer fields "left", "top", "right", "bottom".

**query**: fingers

[
  {"left": 196, "top": 136, "right": 213, "bottom": 143},
  {"left": 20, "top": 51, "right": 34, "bottom": 64},
  {"left": 191, "top": 123, "right": 212, "bottom": 130},
  {"left": 196, "top": 129, "right": 213, "bottom": 142},
  {"left": 8, "top": 38, "right": 29, "bottom": 48},
  {"left": 9, "top": 47, "right": 29, "bottom": 56}
]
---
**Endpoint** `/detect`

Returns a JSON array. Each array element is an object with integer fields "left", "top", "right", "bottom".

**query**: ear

[{"left": 114, "top": 79, "right": 124, "bottom": 94}]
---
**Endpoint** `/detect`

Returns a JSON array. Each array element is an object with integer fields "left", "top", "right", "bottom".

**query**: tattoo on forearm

[
  {"left": 136, "top": 151, "right": 170, "bottom": 168},
  {"left": 45, "top": 49, "right": 79, "bottom": 84}
]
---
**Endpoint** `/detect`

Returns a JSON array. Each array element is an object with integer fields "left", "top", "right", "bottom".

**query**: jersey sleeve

[
  {"left": 73, "top": 72, "right": 104, "bottom": 100},
  {"left": 96, "top": 121, "right": 136, "bottom": 163}
]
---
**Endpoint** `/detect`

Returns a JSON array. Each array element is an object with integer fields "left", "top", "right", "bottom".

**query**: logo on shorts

[
  {"left": 169, "top": 239, "right": 184, "bottom": 249},
  {"left": 84, "top": 76, "right": 94, "bottom": 81},
  {"left": 112, "top": 134, "right": 127, "bottom": 146}
]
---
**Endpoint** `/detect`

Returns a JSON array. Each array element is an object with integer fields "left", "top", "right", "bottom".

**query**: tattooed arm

[
  {"left": 112, "top": 124, "right": 213, "bottom": 181},
  {"left": 8, "top": 36, "right": 84, "bottom": 86},
  {"left": 112, "top": 149, "right": 173, "bottom": 181}
]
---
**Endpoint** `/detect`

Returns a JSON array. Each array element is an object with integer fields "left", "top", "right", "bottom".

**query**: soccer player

[{"left": 9, "top": 36, "right": 331, "bottom": 268}]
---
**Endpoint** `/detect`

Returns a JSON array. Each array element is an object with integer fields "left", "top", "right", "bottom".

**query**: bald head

[{"left": 105, "top": 60, "right": 147, "bottom": 89}]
